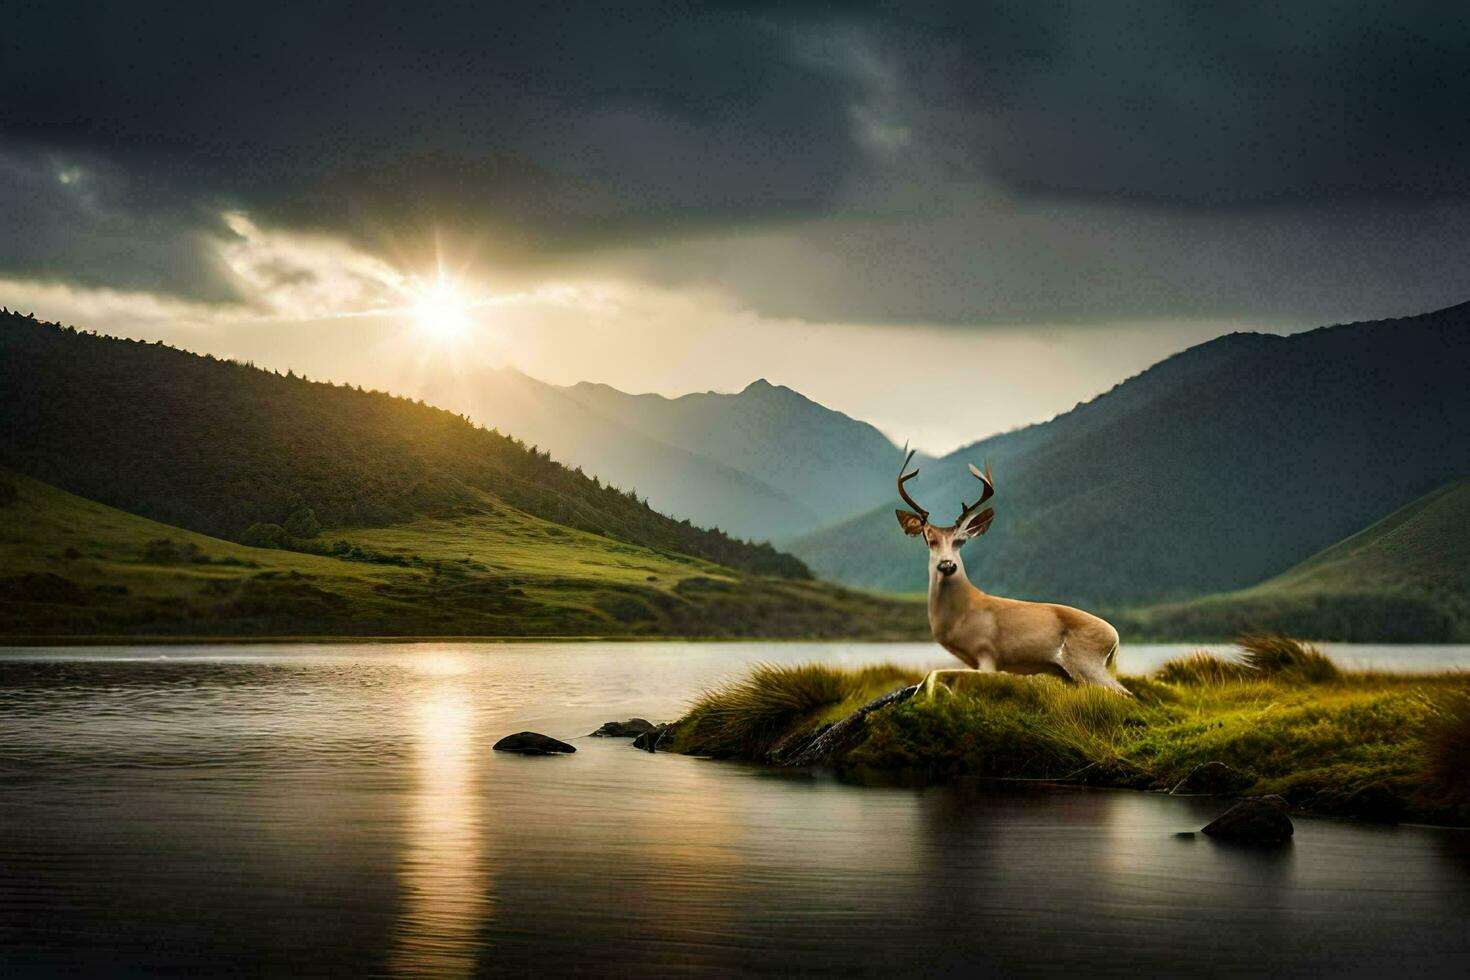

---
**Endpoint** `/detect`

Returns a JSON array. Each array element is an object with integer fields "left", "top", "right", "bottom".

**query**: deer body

[
  {"left": 924, "top": 546, "right": 1125, "bottom": 692},
  {"left": 896, "top": 452, "right": 1128, "bottom": 695}
]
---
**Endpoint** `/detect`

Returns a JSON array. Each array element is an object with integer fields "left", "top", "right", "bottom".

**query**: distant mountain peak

[{"left": 739, "top": 377, "right": 806, "bottom": 402}]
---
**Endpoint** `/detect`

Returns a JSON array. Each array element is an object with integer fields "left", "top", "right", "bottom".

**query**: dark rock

[
  {"left": 493, "top": 732, "right": 576, "bottom": 755},
  {"left": 1170, "top": 761, "right": 1249, "bottom": 796},
  {"left": 1201, "top": 798, "right": 1293, "bottom": 844},
  {"left": 1335, "top": 782, "right": 1408, "bottom": 823},
  {"left": 633, "top": 725, "right": 668, "bottom": 753},
  {"left": 590, "top": 718, "right": 657, "bottom": 738}
]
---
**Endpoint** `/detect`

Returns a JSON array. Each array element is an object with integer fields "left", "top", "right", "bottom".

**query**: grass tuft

[
  {"left": 672, "top": 662, "right": 921, "bottom": 758},
  {"left": 843, "top": 673, "right": 1156, "bottom": 783},
  {"left": 1155, "top": 651, "right": 1251, "bottom": 686},
  {"left": 1238, "top": 633, "right": 1341, "bottom": 682},
  {"left": 1422, "top": 693, "right": 1470, "bottom": 821}
]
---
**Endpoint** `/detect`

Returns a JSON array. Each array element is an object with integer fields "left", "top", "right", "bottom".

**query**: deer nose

[{"left": 937, "top": 559, "right": 957, "bottom": 577}]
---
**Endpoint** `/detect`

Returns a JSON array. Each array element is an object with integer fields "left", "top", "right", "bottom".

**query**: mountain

[
  {"left": 560, "top": 377, "right": 910, "bottom": 528},
  {"left": 0, "top": 312, "right": 802, "bottom": 578},
  {"left": 1120, "top": 479, "right": 1470, "bottom": 641},
  {"left": 422, "top": 368, "right": 812, "bottom": 541},
  {"left": 0, "top": 470, "right": 926, "bottom": 639},
  {"left": 426, "top": 370, "right": 916, "bottom": 543},
  {"left": 792, "top": 302, "right": 1470, "bottom": 605}
]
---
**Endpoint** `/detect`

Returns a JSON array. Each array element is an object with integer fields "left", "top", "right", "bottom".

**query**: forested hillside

[
  {"left": 0, "top": 312, "right": 806, "bottom": 578},
  {"left": 794, "top": 302, "right": 1470, "bottom": 604}
]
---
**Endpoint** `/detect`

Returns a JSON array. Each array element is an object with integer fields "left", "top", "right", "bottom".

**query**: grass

[
  {"left": 671, "top": 663, "right": 923, "bottom": 758},
  {"left": 669, "top": 635, "right": 1470, "bottom": 825},
  {"left": 1235, "top": 632, "right": 1340, "bottom": 681},
  {"left": 1114, "top": 480, "right": 1470, "bottom": 642},
  {"left": 0, "top": 471, "right": 927, "bottom": 640},
  {"left": 1154, "top": 652, "right": 1250, "bottom": 685}
]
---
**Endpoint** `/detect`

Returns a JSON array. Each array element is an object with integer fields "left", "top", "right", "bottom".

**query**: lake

[{"left": 2, "top": 641, "right": 1469, "bottom": 976}]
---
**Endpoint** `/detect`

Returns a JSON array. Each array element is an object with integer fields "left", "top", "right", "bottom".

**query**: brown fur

[{"left": 900, "top": 512, "right": 1129, "bottom": 695}]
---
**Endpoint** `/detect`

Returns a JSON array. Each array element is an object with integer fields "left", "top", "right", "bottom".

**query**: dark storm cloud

[
  {"left": 874, "top": 1, "right": 1470, "bottom": 206},
  {"left": 614, "top": 193, "right": 1470, "bottom": 325},
  {"left": 1, "top": 1, "right": 856, "bottom": 269},
  {"left": 0, "top": 148, "right": 242, "bottom": 301},
  {"left": 3, "top": 1, "right": 1469, "bottom": 313}
]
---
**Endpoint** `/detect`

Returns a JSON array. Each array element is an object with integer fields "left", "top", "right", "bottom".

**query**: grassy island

[{"left": 668, "top": 636, "right": 1470, "bottom": 826}]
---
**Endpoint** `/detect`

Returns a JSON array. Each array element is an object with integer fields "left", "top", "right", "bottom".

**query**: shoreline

[{"left": 659, "top": 639, "right": 1470, "bottom": 828}]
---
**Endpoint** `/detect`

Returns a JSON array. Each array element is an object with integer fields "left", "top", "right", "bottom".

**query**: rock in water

[
  {"left": 1201, "top": 798, "right": 1293, "bottom": 844},
  {"left": 632, "top": 725, "right": 668, "bottom": 752},
  {"left": 590, "top": 718, "right": 657, "bottom": 738},
  {"left": 493, "top": 732, "right": 576, "bottom": 755}
]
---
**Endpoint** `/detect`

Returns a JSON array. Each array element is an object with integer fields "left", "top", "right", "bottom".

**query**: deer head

[{"left": 895, "top": 449, "right": 995, "bottom": 580}]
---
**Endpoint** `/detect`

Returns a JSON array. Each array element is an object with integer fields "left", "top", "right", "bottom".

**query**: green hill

[
  {"left": 0, "top": 471, "right": 925, "bottom": 640},
  {"left": 1117, "top": 480, "right": 1470, "bottom": 641},
  {"left": 793, "top": 302, "right": 1470, "bottom": 606},
  {"left": 0, "top": 311, "right": 802, "bottom": 578}
]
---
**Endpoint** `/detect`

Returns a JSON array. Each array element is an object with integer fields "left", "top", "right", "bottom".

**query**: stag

[{"left": 895, "top": 450, "right": 1129, "bottom": 695}]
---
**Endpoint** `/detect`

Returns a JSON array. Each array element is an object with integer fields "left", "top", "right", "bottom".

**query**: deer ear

[
  {"left": 961, "top": 507, "right": 994, "bottom": 538},
  {"left": 895, "top": 509, "right": 926, "bottom": 537}
]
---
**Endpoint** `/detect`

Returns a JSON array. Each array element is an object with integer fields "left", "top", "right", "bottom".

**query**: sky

[{"left": 4, "top": 1, "right": 1469, "bottom": 453}]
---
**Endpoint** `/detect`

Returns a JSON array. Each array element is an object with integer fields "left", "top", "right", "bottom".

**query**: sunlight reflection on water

[{"left": 387, "top": 655, "right": 489, "bottom": 978}]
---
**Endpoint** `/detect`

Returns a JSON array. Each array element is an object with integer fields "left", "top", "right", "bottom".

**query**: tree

[
  {"left": 241, "top": 523, "right": 285, "bottom": 549},
  {"left": 283, "top": 507, "right": 321, "bottom": 538}
]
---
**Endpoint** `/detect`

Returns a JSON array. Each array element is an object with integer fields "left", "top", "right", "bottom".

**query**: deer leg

[{"left": 1057, "top": 642, "right": 1132, "bottom": 696}]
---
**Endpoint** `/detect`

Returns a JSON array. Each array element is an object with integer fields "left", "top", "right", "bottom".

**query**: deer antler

[
  {"left": 956, "top": 461, "right": 994, "bottom": 527},
  {"left": 896, "top": 447, "right": 929, "bottom": 523}
]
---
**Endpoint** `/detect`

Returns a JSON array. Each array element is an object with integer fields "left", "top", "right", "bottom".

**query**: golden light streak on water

[{"left": 387, "top": 657, "right": 490, "bottom": 977}]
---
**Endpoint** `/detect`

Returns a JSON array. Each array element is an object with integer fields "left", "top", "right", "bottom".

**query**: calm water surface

[{"left": 2, "top": 641, "right": 1468, "bottom": 977}]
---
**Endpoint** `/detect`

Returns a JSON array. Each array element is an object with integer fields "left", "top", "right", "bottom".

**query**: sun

[{"left": 409, "top": 277, "right": 473, "bottom": 343}]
